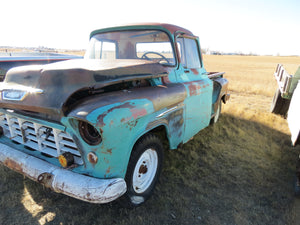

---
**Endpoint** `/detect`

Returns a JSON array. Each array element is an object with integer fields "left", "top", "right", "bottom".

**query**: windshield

[{"left": 85, "top": 30, "right": 175, "bottom": 66}]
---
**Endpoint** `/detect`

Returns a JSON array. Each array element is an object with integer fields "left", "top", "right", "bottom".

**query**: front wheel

[{"left": 121, "top": 133, "right": 163, "bottom": 207}]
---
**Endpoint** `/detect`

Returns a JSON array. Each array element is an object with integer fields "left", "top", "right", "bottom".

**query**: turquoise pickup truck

[{"left": 0, "top": 23, "right": 229, "bottom": 207}]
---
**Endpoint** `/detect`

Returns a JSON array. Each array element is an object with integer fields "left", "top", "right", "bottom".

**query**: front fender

[{"left": 66, "top": 84, "right": 187, "bottom": 179}]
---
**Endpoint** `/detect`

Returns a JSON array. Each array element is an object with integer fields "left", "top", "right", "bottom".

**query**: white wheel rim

[{"left": 132, "top": 148, "right": 158, "bottom": 194}]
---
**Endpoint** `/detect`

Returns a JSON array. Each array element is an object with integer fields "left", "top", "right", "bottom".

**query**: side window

[
  {"left": 101, "top": 42, "right": 116, "bottom": 59},
  {"left": 177, "top": 37, "right": 201, "bottom": 69},
  {"left": 92, "top": 41, "right": 116, "bottom": 59},
  {"left": 185, "top": 39, "right": 201, "bottom": 68},
  {"left": 176, "top": 38, "right": 186, "bottom": 67}
]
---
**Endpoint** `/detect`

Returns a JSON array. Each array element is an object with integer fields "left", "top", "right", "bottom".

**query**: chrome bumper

[{"left": 0, "top": 143, "right": 127, "bottom": 203}]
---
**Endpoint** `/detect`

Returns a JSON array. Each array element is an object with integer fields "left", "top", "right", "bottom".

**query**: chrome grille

[{"left": 0, "top": 113, "right": 83, "bottom": 165}]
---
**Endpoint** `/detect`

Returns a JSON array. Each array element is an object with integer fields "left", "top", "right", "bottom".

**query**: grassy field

[{"left": 0, "top": 55, "right": 300, "bottom": 225}]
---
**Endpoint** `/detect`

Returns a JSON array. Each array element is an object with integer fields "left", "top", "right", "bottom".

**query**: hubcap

[{"left": 132, "top": 148, "right": 158, "bottom": 193}]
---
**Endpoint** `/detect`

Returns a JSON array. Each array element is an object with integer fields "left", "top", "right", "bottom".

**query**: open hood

[{"left": 0, "top": 59, "right": 168, "bottom": 121}]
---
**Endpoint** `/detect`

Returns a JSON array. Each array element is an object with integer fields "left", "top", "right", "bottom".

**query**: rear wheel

[
  {"left": 270, "top": 88, "right": 290, "bottom": 117},
  {"left": 120, "top": 133, "right": 163, "bottom": 207}
]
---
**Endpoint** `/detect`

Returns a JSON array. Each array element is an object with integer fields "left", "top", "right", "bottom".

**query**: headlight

[{"left": 78, "top": 121, "right": 102, "bottom": 145}]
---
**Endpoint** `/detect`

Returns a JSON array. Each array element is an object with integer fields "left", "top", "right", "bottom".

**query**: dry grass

[
  {"left": 204, "top": 55, "right": 299, "bottom": 97},
  {"left": 203, "top": 55, "right": 299, "bottom": 135},
  {"left": 1, "top": 55, "right": 300, "bottom": 225}
]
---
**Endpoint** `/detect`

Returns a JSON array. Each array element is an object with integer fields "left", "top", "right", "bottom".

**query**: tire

[
  {"left": 270, "top": 88, "right": 290, "bottom": 117},
  {"left": 120, "top": 133, "right": 163, "bottom": 207},
  {"left": 210, "top": 100, "right": 222, "bottom": 125}
]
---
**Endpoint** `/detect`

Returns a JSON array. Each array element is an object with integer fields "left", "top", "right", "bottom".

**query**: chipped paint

[
  {"left": 4, "top": 158, "right": 23, "bottom": 173},
  {"left": 87, "top": 152, "right": 98, "bottom": 164},
  {"left": 106, "top": 166, "right": 111, "bottom": 174},
  {"left": 187, "top": 81, "right": 209, "bottom": 96},
  {"left": 96, "top": 102, "right": 134, "bottom": 127},
  {"left": 190, "top": 69, "right": 199, "bottom": 75}
]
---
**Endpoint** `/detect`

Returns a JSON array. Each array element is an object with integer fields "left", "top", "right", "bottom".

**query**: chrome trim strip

[{"left": 156, "top": 104, "right": 183, "bottom": 118}]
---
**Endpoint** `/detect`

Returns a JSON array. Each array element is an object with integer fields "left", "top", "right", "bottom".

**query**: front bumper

[{"left": 0, "top": 142, "right": 127, "bottom": 203}]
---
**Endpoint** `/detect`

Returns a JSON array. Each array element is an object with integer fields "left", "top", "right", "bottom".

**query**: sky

[{"left": 1, "top": 0, "right": 299, "bottom": 56}]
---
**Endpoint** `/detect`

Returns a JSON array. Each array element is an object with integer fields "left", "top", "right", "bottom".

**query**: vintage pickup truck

[{"left": 0, "top": 23, "right": 229, "bottom": 207}]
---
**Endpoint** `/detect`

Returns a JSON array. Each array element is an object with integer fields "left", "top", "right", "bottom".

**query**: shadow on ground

[{"left": 0, "top": 114, "right": 299, "bottom": 225}]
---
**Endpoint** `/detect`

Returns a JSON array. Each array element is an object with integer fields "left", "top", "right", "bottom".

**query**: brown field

[
  {"left": 0, "top": 47, "right": 85, "bottom": 56},
  {"left": 0, "top": 55, "right": 300, "bottom": 225},
  {"left": 204, "top": 55, "right": 299, "bottom": 134}
]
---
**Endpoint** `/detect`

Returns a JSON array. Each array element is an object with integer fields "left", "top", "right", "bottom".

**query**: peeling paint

[
  {"left": 190, "top": 69, "right": 199, "bottom": 75},
  {"left": 4, "top": 158, "right": 23, "bottom": 173},
  {"left": 87, "top": 152, "right": 98, "bottom": 164},
  {"left": 106, "top": 166, "right": 111, "bottom": 174},
  {"left": 96, "top": 102, "right": 134, "bottom": 127},
  {"left": 101, "top": 148, "right": 112, "bottom": 155}
]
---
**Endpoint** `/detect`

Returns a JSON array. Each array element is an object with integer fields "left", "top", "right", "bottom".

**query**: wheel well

[
  {"left": 221, "top": 94, "right": 227, "bottom": 103},
  {"left": 133, "top": 125, "right": 169, "bottom": 151},
  {"left": 126, "top": 125, "right": 168, "bottom": 178}
]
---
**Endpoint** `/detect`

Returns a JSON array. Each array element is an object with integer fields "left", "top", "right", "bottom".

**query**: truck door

[{"left": 176, "top": 36, "right": 213, "bottom": 143}]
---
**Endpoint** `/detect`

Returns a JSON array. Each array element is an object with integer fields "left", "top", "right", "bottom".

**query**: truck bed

[{"left": 206, "top": 71, "right": 225, "bottom": 79}]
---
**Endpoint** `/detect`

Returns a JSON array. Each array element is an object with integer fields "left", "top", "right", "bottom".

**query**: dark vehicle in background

[{"left": 0, "top": 51, "right": 81, "bottom": 80}]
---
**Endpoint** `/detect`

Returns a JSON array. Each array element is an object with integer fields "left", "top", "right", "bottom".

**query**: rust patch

[
  {"left": 186, "top": 81, "right": 207, "bottom": 96},
  {"left": 139, "top": 165, "right": 148, "bottom": 174},
  {"left": 101, "top": 148, "right": 112, "bottom": 155},
  {"left": 97, "top": 102, "right": 134, "bottom": 127},
  {"left": 97, "top": 114, "right": 106, "bottom": 127},
  {"left": 4, "top": 158, "right": 23, "bottom": 173},
  {"left": 120, "top": 116, "right": 132, "bottom": 124},
  {"left": 103, "top": 157, "right": 109, "bottom": 164},
  {"left": 188, "top": 83, "right": 200, "bottom": 96},
  {"left": 106, "top": 166, "right": 111, "bottom": 174},
  {"left": 107, "top": 148, "right": 112, "bottom": 155},
  {"left": 125, "top": 120, "right": 139, "bottom": 131},
  {"left": 88, "top": 152, "right": 98, "bottom": 164},
  {"left": 37, "top": 173, "right": 54, "bottom": 188},
  {"left": 190, "top": 69, "right": 199, "bottom": 75}
]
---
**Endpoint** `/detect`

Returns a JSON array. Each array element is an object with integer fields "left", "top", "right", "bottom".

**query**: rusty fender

[
  {"left": 213, "top": 77, "right": 230, "bottom": 103},
  {"left": 0, "top": 143, "right": 126, "bottom": 203}
]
